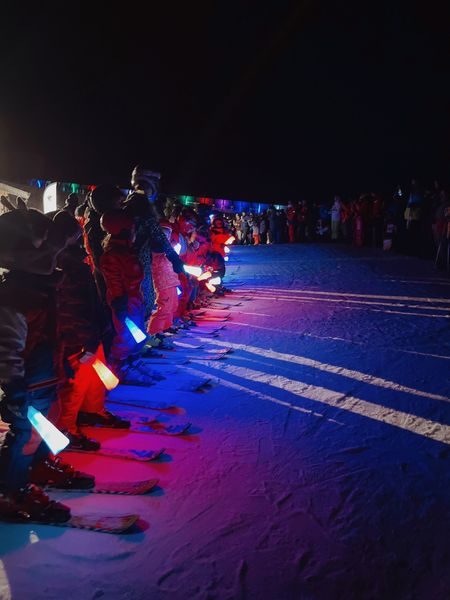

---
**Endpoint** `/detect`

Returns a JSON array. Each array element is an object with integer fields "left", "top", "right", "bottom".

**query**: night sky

[{"left": 1, "top": 1, "right": 449, "bottom": 202}]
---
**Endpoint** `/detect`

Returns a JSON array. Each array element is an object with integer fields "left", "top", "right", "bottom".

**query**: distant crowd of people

[{"left": 224, "top": 180, "right": 450, "bottom": 268}]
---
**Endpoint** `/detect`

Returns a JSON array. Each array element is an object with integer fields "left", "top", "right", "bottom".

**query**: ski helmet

[
  {"left": 131, "top": 165, "right": 161, "bottom": 199},
  {"left": 90, "top": 185, "right": 124, "bottom": 215}
]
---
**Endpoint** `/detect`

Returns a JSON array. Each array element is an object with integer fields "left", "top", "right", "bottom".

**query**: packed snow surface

[{"left": 1, "top": 243, "right": 450, "bottom": 599}]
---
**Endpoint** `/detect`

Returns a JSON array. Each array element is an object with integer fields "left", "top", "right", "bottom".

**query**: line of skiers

[{"left": 0, "top": 166, "right": 232, "bottom": 523}]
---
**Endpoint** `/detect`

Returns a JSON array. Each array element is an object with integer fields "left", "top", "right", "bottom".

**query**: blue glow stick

[
  {"left": 125, "top": 317, "right": 147, "bottom": 343},
  {"left": 27, "top": 406, "right": 70, "bottom": 455}
]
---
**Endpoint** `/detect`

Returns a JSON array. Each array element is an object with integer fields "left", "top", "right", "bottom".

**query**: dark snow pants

[{"left": 0, "top": 343, "right": 55, "bottom": 492}]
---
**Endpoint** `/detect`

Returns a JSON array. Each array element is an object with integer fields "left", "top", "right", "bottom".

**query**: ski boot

[
  {"left": 30, "top": 456, "right": 95, "bottom": 490},
  {"left": 0, "top": 484, "right": 71, "bottom": 523},
  {"left": 77, "top": 410, "right": 130, "bottom": 430},
  {"left": 155, "top": 333, "right": 175, "bottom": 350},
  {"left": 119, "top": 359, "right": 165, "bottom": 385},
  {"left": 173, "top": 318, "right": 191, "bottom": 330},
  {"left": 64, "top": 429, "right": 101, "bottom": 452}
]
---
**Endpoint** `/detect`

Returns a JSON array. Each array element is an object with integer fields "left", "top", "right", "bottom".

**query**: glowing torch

[
  {"left": 125, "top": 317, "right": 147, "bottom": 343},
  {"left": 206, "top": 282, "right": 217, "bottom": 293},
  {"left": 92, "top": 359, "right": 119, "bottom": 390},
  {"left": 225, "top": 236, "right": 235, "bottom": 245},
  {"left": 27, "top": 406, "right": 70, "bottom": 455},
  {"left": 197, "top": 271, "right": 212, "bottom": 281},
  {"left": 209, "top": 276, "right": 221, "bottom": 285}
]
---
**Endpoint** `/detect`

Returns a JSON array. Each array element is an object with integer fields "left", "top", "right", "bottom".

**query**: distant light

[
  {"left": 27, "top": 406, "right": 70, "bottom": 455},
  {"left": 177, "top": 286, "right": 182, "bottom": 296},
  {"left": 224, "top": 246, "right": 230, "bottom": 254},
  {"left": 92, "top": 359, "right": 119, "bottom": 390},
  {"left": 43, "top": 182, "right": 57, "bottom": 214},
  {"left": 184, "top": 264, "right": 202, "bottom": 277},
  {"left": 225, "top": 236, "right": 235, "bottom": 245},
  {"left": 224, "top": 256, "right": 229, "bottom": 261},
  {"left": 210, "top": 276, "right": 221, "bottom": 285},
  {"left": 125, "top": 317, "right": 146, "bottom": 343},
  {"left": 174, "top": 243, "right": 182, "bottom": 255}
]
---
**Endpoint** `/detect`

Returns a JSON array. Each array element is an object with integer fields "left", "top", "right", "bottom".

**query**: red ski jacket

[{"left": 100, "top": 238, "right": 144, "bottom": 308}]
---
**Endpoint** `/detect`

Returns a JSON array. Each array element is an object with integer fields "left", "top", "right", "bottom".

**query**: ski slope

[{"left": 1, "top": 243, "right": 450, "bottom": 599}]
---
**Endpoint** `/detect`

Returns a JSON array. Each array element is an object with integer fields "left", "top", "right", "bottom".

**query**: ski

[
  {"left": 193, "top": 316, "right": 230, "bottom": 322},
  {"left": 0, "top": 513, "right": 140, "bottom": 534},
  {"left": 47, "top": 478, "right": 159, "bottom": 495},
  {"left": 211, "top": 300, "right": 242, "bottom": 307},
  {"left": 173, "top": 341, "right": 205, "bottom": 350},
  {"left": 176, "top": 352, "right": 228, "bottom": 361},
  {"left": 192, "top": 311, "right": 231, "bottom": 318},
  {"left": 153, "top": 376, "right": 213, "bottom": 392},
  {"left": 140, "top": 356, "right": 191, "bottom": 365},
  {"left": 63, "top": 447, "right": 166, "bottom": 462},
  {"left": 130, "top": 422, "right": 192, "bottom": 436},
  {"left": 184, "top": 327, "right": 224, "bottom": 335},
  {"left": 107, "top": 398, "right": 177, "bottom": 411},
  {"left": 170, "top": 348, "right": 231, "bottom": 357},
  {"left": 209, "top": 303, "right": 235, "bottom": 309}
]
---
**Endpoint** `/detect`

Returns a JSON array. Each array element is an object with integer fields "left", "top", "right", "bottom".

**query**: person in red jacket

[
  {"left": 99, "top": 210, "right": 146, "bottom": 377},
  {"left": 210, "top": 217, "right": 231, "bottom": 257},
  {"left": 286, "top": 202, "right": 297, "bottom": 243},
  {"left": 50, "top": 212, "right": 130, "bottom": 453}
]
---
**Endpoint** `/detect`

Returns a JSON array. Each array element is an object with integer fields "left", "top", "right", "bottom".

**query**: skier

[
  {"left": 62, "top": 192, "right": 79, "bottom": 217},
  {"left": 51, "top": 211, "right": 129, "bottom": 451},
  {"left": 0, "top": 209, "right": 91, "bottom": 522},
  {"left": 99, "top": 209, "right": 155, "bottom": 384},
  {"left": 252, "top": 216, "right": 260, "bottom": 245},
  {"left": 210, "top": 217, "right": 231, "bottom": 256},
  {"left": 147, "top": 220, "right": 181, "bottom": 344},
  {"left": 122, "top": 166, "right": 184, "bottom": 321},
  {"left": 286, "top": 202, "right": 297, "bottom": 243},
  {"left": 331, "top": 196, "right": 342, "bottom": 241}
]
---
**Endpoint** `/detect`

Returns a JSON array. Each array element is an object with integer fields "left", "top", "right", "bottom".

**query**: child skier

[
  {"left": 51, "top": 211, "right": 129, "bottom": 451},
  {"left": 210, "top": 217, "right": 231, "bottom": 256},
  {"left": 99, "top": 210, "right": 156, "bottom": 384},
  {"left": 147, "top": 220, "right": 181, "bottom": 344}
]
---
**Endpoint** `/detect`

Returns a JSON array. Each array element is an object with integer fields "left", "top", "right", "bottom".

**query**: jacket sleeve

[
  {"left": 0, "top": 307, "right": 27, "bottom": 382},
  {"left": 147, "top": 216, "right": 184, "bottom": 274}
]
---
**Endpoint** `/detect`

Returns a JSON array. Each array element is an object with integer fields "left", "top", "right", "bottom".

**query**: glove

[
  {"left": 111, "top": 296, "right": 128, "bottom": 321},
  {"left": 79, "top": 351, "right": 96, "bottom": 366},
  {"left": 0, "top": 377, "right": 28, "bottom": 422}
]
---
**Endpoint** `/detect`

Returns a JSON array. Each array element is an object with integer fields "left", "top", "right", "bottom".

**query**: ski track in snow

[{"left": 1, "top": 243, "right": 450, "bottom": 599}]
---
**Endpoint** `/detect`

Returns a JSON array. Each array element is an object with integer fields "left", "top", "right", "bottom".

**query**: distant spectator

[
  {"left": 404, "top": 179, "right": 424, "bottom": 255},
  {"left": 331, "top": 196, "right": 342, "bottom": 241}
]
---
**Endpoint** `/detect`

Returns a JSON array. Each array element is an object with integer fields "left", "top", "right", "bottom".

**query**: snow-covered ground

[{"left": 1, "top": 243, "right": 450, "bottom": 600}]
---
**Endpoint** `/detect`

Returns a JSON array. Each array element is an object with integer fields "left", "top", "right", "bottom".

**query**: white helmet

[{"left": 131, "top": 165, "right": 161, "bottom": 199}]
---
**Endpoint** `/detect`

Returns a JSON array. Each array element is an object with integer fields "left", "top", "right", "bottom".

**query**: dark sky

[{"left": 1, "top": 0, "right": 449, "bottom": 202}]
